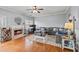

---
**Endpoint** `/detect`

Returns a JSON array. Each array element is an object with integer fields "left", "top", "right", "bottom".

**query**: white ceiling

[{"left": 0, "top": 6, "right": 69, "bottom": 17}]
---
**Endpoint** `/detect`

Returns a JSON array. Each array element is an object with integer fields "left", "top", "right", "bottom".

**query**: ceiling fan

[{"left": 27, "top": 6, "right": 44, "bottom": 13}]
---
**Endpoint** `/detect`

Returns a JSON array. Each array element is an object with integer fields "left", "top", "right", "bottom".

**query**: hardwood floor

[{"left": 0, "top": 35, "right": 73, "bottom": 52}]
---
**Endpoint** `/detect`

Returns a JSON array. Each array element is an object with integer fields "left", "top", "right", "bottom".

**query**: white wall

[
  {"left": 0, "top": 8, "right": 33, "bottom": 27},
  {"left": 35, "top": 14, "right": 66, "bottom": 27},
  {"left": 70, "top": 7, "right": 79, "bottom": 41},
  {"left": 65, "top": 7, "right": 71, "bottom": 21}
]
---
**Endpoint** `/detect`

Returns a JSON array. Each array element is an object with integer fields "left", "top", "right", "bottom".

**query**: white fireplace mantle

[{"left": 11, "top": 25, "right": 24, "bottom": 40}]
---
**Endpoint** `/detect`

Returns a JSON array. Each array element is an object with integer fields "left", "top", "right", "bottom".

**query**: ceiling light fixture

[
  {"left": 33, "top": 10, "right": 38, "bottom": 13},
  {"left": 27, "top": 6, "right": 44, "bottom": 13}
]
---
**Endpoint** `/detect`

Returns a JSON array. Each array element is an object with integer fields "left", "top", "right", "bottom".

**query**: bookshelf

[{"left": 62, "top": 38, "right": 75, "bottom": 51}]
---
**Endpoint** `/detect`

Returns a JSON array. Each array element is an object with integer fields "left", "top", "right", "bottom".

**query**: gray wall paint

[
  {"left": 35, "top": 14, "right": 66, "bottom": 27},
  {"left": 0, "top": 9, "right": 33, "bottom": 27}
]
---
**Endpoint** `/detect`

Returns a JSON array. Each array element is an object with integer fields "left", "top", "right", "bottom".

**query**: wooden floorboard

[{"left": 0, "top": 35, "right": 73, "bottom": 52}]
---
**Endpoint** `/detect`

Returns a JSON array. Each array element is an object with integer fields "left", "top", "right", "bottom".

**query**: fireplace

[
  {"left": 11, "top": 26, "right": 24, "bottom": 40},
  {"left": 14, "top": 29, "right": 22, "bottom": 35}
]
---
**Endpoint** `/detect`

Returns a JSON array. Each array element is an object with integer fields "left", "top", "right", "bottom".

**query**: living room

[{"left": 0, "top": 6, "right": 78, "bottom": 52}]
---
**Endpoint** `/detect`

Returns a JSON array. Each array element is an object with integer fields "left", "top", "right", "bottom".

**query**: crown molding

[{"left": 0, "top": 6, "right": 70, "bottom": 18}]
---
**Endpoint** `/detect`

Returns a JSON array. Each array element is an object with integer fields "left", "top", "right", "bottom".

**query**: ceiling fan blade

[
  {"left": 38, "top": 11, "right": 40, "bottom": 13},
  {"left": 38, "top": 8, "right": 44, "bottom": 10}
]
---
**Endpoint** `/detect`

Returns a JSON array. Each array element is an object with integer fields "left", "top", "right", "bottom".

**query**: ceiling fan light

[{"left": 33, "top": 10, "right": 38, "bottom": 13}]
